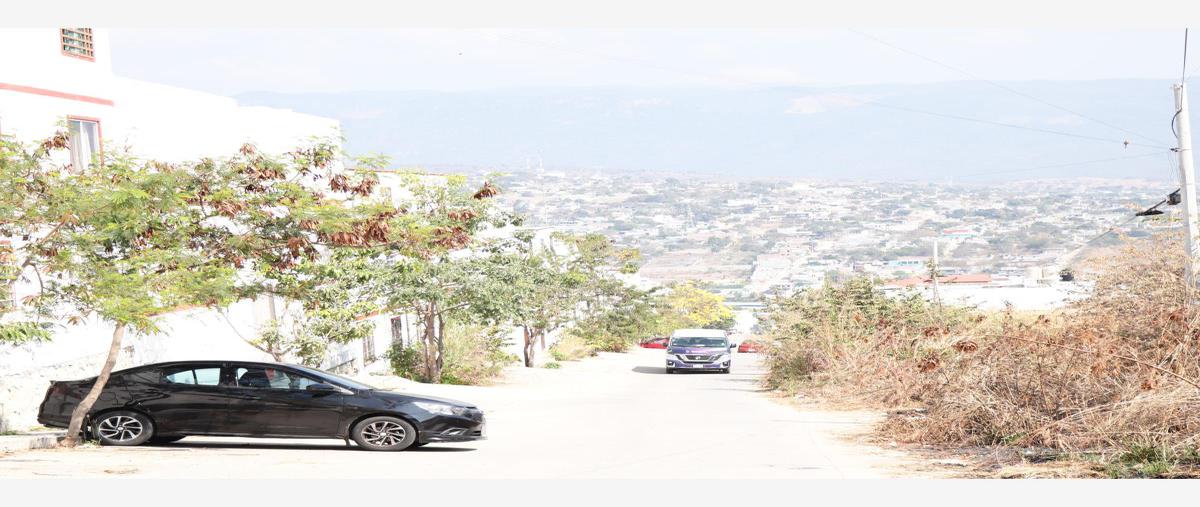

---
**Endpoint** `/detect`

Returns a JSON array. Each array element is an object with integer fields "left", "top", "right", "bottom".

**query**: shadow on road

[
  {"left": 151, "top": 441, "right": 477, "bottom": 452},
  {"left": 631, "top": 366, "right": 665, "bottom": 374},
  {"left": 631, "top": 366, "right": 734, "bottom": 375}
]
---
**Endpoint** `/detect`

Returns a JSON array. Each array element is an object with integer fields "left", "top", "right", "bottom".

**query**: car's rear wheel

[
  {"left": 92, "top": 410, "right": 154, "bottom": 446},
  {"left": 352, "top": 416, "right": 418, "bottom": 451}
]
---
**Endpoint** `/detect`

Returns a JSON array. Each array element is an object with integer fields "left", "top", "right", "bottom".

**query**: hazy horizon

[{"left": 107, "top": 28, "right": 1198, "bottom": 182}]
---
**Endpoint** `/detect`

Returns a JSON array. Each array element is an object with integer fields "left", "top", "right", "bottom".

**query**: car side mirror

[{"left": 306, "top": 383, "right": 340, "bottom": 394}]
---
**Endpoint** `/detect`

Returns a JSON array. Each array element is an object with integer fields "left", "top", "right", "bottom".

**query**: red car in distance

[
  {"left": 737, "top": 340, "right": 766, "bottom": 353},
  {"left": 639, "top": 337, "right": 669, "bottom": 349}
]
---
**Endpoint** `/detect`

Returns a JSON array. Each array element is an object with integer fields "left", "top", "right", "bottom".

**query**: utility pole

[{"left": 1174, "top": 82, "right": 1200, "bottom": 288}]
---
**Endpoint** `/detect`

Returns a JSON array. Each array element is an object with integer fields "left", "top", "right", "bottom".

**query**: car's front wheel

[
  {"left": 352, "top": 416, "right": 418, "bottom": 451},
  {"left": 665, "top": 368, "right": 675, "bottom": 374},
  {"left": 92, "top": 410, "right": 154, "bottom": 446}
]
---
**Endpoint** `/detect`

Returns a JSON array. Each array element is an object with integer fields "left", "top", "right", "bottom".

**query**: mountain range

[{"left": 237, "top": 80, "right": 1196, "bottom": 182}]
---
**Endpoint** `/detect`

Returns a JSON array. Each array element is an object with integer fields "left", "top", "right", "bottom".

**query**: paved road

[{"left": 0, "top": 349, "right": 915, "bottom": 478}]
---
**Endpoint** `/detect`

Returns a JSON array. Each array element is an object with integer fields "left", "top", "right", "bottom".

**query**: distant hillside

[{"left": 238, "top": 80, "right": 1195, "bottom": 181}]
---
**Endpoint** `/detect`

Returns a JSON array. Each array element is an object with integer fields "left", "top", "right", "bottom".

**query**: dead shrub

[{"left": 767, "top": 233, "right": 1200, "bottom": 465}]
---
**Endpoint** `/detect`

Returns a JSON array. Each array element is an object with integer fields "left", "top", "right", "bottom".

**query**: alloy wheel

[
  {"left": 360, "top": 420, "right": 407, "bottom": 447},
  {"left": 97, "top": 415, "right": 144, "bottom": 442}
]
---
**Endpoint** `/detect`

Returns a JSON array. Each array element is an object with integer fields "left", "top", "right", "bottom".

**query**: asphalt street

[{"left": 0, "top": 349, "right": 917, "bottom": 478}]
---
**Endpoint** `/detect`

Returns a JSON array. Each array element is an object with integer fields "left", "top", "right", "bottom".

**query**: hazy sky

[{"left": 109, "top": 28, "right": 1196, "bottom": 95}]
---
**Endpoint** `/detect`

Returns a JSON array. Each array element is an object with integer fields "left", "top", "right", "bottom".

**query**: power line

[
  {"left": 1080, "top": 214, "right": 1140, "bottom": 247},
  {"left": 850, "top": 29, "right": 1168, "bottom": 148},
  {"left": 1183, "top": 28, "right": 1191, "bottom": 85},
  {"left": 957, "top": 151, "right": 1165, "bottom": 179},
  {"left": 864, "top": 101, "right": 1171, "bottom": 149}
]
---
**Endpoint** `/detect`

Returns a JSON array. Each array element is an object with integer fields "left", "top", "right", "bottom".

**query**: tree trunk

[
  {"left": 539, "top": 328, "right": 546, "bottom": 351},
  {"left": 436, "top": 314, "right": 445, "bottom": 377},
  {"left": 61, "top": 322, "right": 125, "bottom": 447},
  {"left": 523, "top": 326, "right": 536, "bottom": 367},
  {"left": 422, "top": 304, "right": 440, "bottom": 383}
]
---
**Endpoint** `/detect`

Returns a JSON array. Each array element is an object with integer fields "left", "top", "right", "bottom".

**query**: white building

[
  {"left": 0, "top": 28, "right": 339, "bottom": 167},
  {"left": 0, "top": 28, "right": 349, "bottom": 431}
]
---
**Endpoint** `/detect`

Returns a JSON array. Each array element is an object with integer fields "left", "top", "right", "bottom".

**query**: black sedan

[{"left": 37, "top": 360, "right": 485, "bottom": 451}]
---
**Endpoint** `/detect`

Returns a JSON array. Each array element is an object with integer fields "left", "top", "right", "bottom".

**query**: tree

[
  {"left": 0, "top": 134, "right": 403, "bottom": 445},
  {"left": 195, "top": 144, "right": 401, "bottom": 362},
  {"left": 0, "top": 134, "right": 66, "bottom": 345},
  {"left": 2, "top": 139, "right": 242, "bottom": 446},
  {"left": 351, "top": 174, "right": 515, "bottom": 383},
  {"left": 655, "top": 282, "right": 735, "bottom": 334},
  {"left": 496, "top": 233, "right": 584, "bottom": 367}
]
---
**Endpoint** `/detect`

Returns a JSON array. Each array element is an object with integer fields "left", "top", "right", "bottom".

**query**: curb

[{"left": 0, "top": 432, "right": 64, "bottom": 453}]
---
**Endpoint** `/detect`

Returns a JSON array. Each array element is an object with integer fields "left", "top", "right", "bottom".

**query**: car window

[
  {"left": 669, "top": 337, "right": 728, "bottom": 348},
  {"left": 234, "top": 367, "right": 321, "bottom": 390},
  {"left": 288, "top": 365, "right": 376, "bottom": 391},
  {"left": 162, "top": 366, "right": 222, "bottom": 386}
]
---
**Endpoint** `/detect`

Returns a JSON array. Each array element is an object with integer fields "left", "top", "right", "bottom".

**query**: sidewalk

[{"left": 0, "top": 431, "right": 63, "bottom": 453}]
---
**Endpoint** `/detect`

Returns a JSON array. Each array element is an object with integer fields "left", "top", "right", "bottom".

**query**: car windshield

[
  {"left": 670, "top": 337, "right": 727, "bottom": 348},
  {"left": 289, "top": 365, "right": 377, "bottom": 391}
]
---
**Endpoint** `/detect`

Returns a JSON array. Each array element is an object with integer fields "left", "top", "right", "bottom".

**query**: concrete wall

[{"left": 0, "top": 300, "right": 274, "bottom": 432}]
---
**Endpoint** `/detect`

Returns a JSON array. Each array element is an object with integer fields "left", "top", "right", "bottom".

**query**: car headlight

[{"left": 413, "top": 401, "right": 469, "bottom": 416}]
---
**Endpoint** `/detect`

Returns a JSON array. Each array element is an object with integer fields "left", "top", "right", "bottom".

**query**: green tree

[
  {"left": 495, "top": 233, "right": 585, "bottom": 367},
  {"left": 655, "top": 282, "right": 735, "bottom": 334},
  {"left": 0, "top": 135, "right": 401, "bottom": 445},
  {"left": 353, "top": 174, "right": 516, "bottom": 382},
  {"left": 2, "top": 138, "right": 241, "bottom": 446}
]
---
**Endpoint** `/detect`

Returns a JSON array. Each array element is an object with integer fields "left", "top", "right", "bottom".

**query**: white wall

[
  {"left": 0, "top": 28, "right": 340, "bottom": 163},
  {"left": 0, "top": 28, "right": 345, "bottom": 431},
  {"left": 0, "top": 28, "right": 115, "bottom": 95},
  {"left": 0, "top": 300, "right": 275, "bottom": 431}
]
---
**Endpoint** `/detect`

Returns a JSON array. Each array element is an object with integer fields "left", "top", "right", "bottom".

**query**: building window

[
  {"left": 67, "top": 117, "right": 101, "bottom": 172},
  {"left": 61, "top": 28, "right": 95, "bottom": 61}
]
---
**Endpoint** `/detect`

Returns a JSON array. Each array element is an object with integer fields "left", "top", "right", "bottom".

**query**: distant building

[
  {"left": 886, "top": 273, "right": 992, "bottom": 288},
  {"left": 941, "top": 228, "right": 976, "bottom": 239},
  {"left": 886, "top": 257, "right": 927, "bottom": 271}
]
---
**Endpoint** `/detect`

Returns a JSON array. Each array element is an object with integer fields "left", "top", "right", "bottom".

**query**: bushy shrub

[
  {"left": 565, "top": 317, "right": 635, "bottom": 353},
  {"left": 385, "top": 322, "right": 517, "bottom": 385},
  {"left": 384, "top": 342, "right": 424, "bottom": 380},
  {"left": 549, "top": 334, "right": 595, "bottom": 361},
  {"left": 544, "top": 362, "right": 561, "bottom": 369},
  {"left": 440, "top": 322, "right": 518, "bottom": 385}
]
